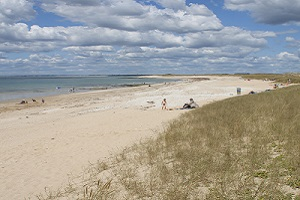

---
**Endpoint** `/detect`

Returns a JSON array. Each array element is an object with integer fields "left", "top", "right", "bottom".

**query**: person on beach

[
  {"left": 69, "top": 87, "right": 75, "bottom": 93},
  {"left": 20, "top": 99, "right": 28, "bottom": 104},
  {"left": 161, "top": 98, "right": 167, "bottom": 110},
  {"left": 182, "top": 98, "right": 199, "bottom": 109},
  {"left": 189, "top": 98, "right": 199, "bottom": 108}
]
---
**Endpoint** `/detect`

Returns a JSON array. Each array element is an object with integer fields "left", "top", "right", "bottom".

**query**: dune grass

[
  {"left": 32, "top": 85, "right": 300, "bottom": 199},
  {"left": 239, "top": 73, "right": 300, "bottom": 84}
]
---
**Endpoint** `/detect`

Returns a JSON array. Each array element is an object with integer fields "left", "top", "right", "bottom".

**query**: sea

[{"left": 0, "top": 75, "right": 178, "bottom": 102}]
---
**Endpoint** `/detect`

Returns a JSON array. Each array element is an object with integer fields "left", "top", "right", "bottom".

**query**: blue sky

[{"left": 0, "top": 0, "right": 299, "bottom": 75}]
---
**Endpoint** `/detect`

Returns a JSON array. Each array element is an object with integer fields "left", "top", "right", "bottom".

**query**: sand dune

[{"left": 0, "top": 76, "right": 273, "bottom": 199}]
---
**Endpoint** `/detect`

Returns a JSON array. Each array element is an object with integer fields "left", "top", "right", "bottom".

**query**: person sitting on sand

[
  {"left": 182, "top": 98, "right": 199, "bottom": 109},
  {"left": 189, "top": 98, "right": 199, "bottom": 108},
  {"left": 20, "top": 99, "right": 28, "bottom": 104},
  {"left": 161, "top": 98, "right": 167, "bottom": 110}
]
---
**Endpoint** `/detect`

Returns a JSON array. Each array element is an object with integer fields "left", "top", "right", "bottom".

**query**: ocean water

[{"left": 0, "top": 75, "right": 177, "bottom": 102}]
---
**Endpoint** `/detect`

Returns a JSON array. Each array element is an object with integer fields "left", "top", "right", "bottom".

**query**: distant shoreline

[
  {"left": 0, "top": 75, "right": 215, "bottom": 105},
  {"left": 0, "top": 75, "right": 181, "bottom": 103}
]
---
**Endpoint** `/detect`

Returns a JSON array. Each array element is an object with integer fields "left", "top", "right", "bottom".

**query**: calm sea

[{"left": 0, "top": 75, "right": 177, "bottom": 102}]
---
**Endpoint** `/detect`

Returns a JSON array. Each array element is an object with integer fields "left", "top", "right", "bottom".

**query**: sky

[{"left": 0, "top": 0, "right": 300, "bottom": 75}]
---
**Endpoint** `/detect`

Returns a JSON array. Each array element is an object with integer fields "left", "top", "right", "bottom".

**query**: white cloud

[
  {"left": 40, "top": 0, "right": 222, "bottom": 33},
  {"left": 276, "top": 52, "right": 299, "bottom": 61},
  {"left": 1, "top": 23, "right": 270, "bottom": 55},
  {"left": 28, "top": 25, "right": 68, "bottom": 41},
  {"left": 0, "top": 23, "right": 29, "bottom": 42},
  {"left": 0, "top": 23, "right": 69, "bottom": 43},
  {"left": 0, "top": 0, "right": 299, "bottom": 74},
  {"left": 0, "top": 23, "right": 70, "bottom": 52},
  {"left": 153, "top": 0, "right": 186, "bottom": 10},
  {"left": 285, "top": 36, "right": 300, "bottom": 49},
  {"left": 0, "top": 0, "right": 35, "bottom": 24},
  {"left": 184, "top": 27, "right": 267, "bottom": 48},
  {"left": 224, "top": 0, "right": 300, "bottom": 25},
  {"left": 251, "top": 31, "right": 276, "bottom": 38},
  {"left": 286, "top": 37, "right": 295, "bottom": 42},
  {"left": 63, "top": 46, "right": 114, "bottom": 52},
  {"left": 63, "top": 46, "right": 114, "bottom": 58}
]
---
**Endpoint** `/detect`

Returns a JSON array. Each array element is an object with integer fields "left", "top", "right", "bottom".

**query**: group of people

[
  {"left": 20, "top": 98, "right": 45, "bottom": 104},
  {"left": 161, "top": 98, "right": 199, "bottom": 110}
]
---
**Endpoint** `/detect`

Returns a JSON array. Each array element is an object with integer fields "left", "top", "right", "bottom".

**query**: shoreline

[
  {"left": 0, "top": 76, "right": 274, "bottom": 199},
  {"left": 0, "top": 75, "right": 180, "bottom": 103},
  {"left": 0, "top": 80, "right": 179, "bottom": 113}
]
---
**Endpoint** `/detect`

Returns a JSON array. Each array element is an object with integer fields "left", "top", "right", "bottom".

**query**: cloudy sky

[{"left": 0, "top": 0, "right": 300, "bottom": 75}]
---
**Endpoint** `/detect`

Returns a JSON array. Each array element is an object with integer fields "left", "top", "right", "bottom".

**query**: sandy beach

[{"left": 0, "top": 76, "right": 274, "bottom": 199}]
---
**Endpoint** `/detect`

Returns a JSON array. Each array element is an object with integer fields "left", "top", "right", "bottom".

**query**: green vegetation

[
  {"left": 238, "top": 73, "right": 300, "bottom": 84},
  {"left": 32, "top": 85, "right": 300, "bottom": 199}
]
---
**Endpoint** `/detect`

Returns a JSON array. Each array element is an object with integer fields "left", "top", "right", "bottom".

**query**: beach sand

[{"left": 0, "top": 76, "right": 273, "bottom": 199}]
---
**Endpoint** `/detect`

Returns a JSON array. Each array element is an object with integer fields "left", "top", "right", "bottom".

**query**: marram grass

[{"left": 239, "top": 73, "right": 300, "bottom": 84}]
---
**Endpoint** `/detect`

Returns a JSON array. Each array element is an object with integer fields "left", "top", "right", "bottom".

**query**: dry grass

[
  {"left": 238, "top": 73, "right": 300, "bottom": 84},
  {"left": 30, "top": 85, "right": 300, "bottom": 199}
]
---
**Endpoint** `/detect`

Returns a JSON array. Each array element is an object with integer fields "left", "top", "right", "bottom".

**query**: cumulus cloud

[
  {"left": 0, "top": 23, "right": 69, "bottom": 43},
  {"left": 29, "top": 54, "right": 64, "bottom": 64},
  {"left": 40, "top": 0, "right": 222, "bottom": 33},
  {"left": 272, "top": 52, "right": 300, "bottom": 72},
  {"left": 224, "top": 0, "right": 300, "bottom": 25},
  {"left": 0, "top": 0, "right": 35, "bottom": 24},
  {"left": 251, "top": 31, "right": 276, "bottom": 38},
  {"left": 276, "top": 52, "right": 299, "bottom": 61},
  {"left": 286, "top": 37, "right": 295, "bottom": 42},
  {"left": 0, "top": 23, "right": 29, "bottom": 42},
  {"left": 184, "top": 27, "right": 267, "bottom": 49},
  {"left": 286, "top": 36, "right": 300, "bottom": 48},
  {"left": 0, "top": 0, "right": 299, "bottom": 74},
  {"left": 0, "top": 23, "right": 70, "bottom": 52},
  {"left": 153, "top": 0, "right": 186, "bottom": 10},
  {"left": 63, "top": 46, "right": 114, "bottom": 58},
  {"left": 0, "top": 24, "right": 270, "bottom": 56},
  {"left": 63, "top": 46, "right": 114, "bottom": 52}
]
